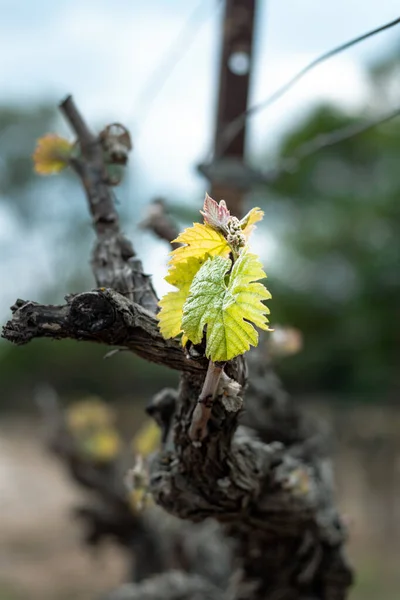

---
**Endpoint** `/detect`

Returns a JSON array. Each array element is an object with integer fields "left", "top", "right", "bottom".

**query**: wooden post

[{"left": 210, "top": 0, "right": 258, "bottom": 218}]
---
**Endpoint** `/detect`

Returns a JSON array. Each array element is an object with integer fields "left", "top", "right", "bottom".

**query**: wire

[
  {"left": 206, "top": 106, "right": 400, "bottom": 186},
  {"left": 133, "top": 0, "right": 223, "bottom": 134},
  {"left": 214, "top": 15, "right": 400, "bottom": 159},
  {"left": 278, "top": 106, "right": 400, "bottom": 175},
  {"left": 249, "top": 105, "right": 400, "bottom": 185}
]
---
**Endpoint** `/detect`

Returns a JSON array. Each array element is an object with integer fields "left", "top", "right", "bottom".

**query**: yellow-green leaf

[
  {"left": 158, "top": 255, "right": 207, "bottom": 339},
  {"left": 66, "top": 397, "right": 115, "bottom": 432},
  {"left": 33, "top": 134, "right": 73, "bottom": 175},
  {"left": 240, "top": 207, "right": 264, "bottom": 239},
  {"left": 80, "top": 428, "right": 121, "bottom": 462},
  {"left": 132, "top": 419, "right": 161, "bottom": 457},
  {"left": 128, "top": 488, "right": 152, "bottom": 513},
  {"left": 169, "top": 222, "right": 230, "bottom": 265},
  {"left": 181, "top": 251, "right": 271, "bottom": 361}
]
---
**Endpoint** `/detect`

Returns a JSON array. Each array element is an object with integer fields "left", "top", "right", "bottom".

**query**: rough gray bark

[
  {"left": 36, "top": 383, "right": 232, "bottom": 588},
  {"left": 104, "top": 571, "right": 221, "bottom": 600},
  {"left": 149, "top": 356, "right": 352, "bottom": 600},
  {"left": 3, "top": 291, "right": 207, "bottom": 374},
  {"left": 2, "top": 97, "right": 352, "bottom": 600},
  {"left": 60, "top": 95, "right": 158, "bottom": 312}
]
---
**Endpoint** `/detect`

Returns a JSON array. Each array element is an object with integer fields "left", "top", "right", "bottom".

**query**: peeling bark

[{"left": 2, "top": 291, "right": 206, "bottom": 374}]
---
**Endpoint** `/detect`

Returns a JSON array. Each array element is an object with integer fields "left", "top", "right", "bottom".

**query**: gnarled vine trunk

[{"left": 2, "top": 96, "right": 352, "bottom": 600}]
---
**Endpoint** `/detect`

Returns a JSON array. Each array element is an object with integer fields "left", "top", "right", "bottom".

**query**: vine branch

[
  {"left": 2, "top": 290, "right": 207, "bottom": 374},
  {"left": 189, "top": 361, "right": 225, "bottom": 442},
  {"left": 60, "top": 95, "right": 158, "bottom": 312}
]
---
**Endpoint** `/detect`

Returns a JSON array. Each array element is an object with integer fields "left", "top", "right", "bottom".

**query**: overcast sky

[{"left": 0, "top": 0, "right": 399, "bottom": 317}]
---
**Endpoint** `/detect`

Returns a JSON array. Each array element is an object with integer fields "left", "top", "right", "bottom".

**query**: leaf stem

[{"left": 189, "top": 360, "right": 224, "bottom": 442}]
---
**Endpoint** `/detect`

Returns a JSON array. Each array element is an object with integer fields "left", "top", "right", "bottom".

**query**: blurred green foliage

[
  {"left": 258, "top": 56, "right": 400, "bottom": 399},
  {"left": 0, "top": 104, "right": 57, "bottom": 221}
]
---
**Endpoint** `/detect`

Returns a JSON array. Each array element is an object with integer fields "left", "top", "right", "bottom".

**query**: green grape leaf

[{"left": 181, "top": 251, "right": 271, "bottom": 361}]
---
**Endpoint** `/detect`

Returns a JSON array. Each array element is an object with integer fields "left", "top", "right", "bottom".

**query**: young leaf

[
  {"left": 126, "top": 457, "right": 152, "bottom": 512},
  {"left": 128, "top": 487, "right": 152, "bottom": 513},
  {"left": 240, "top": 207, "right": 264, "bottom": 238},
  {"left": 200, "top": 193, "right": 231, "bottom": 231},
  {"left": 81, "top": 428, "right": 121, "bottom": 462},
  {"left": 181, "top": 251, "right": 271, "bottom": 361},
  {"left": 158, "top": 255, "right": 207, "bottom": 339},
  {"left": 132, "top": 419, "right": 161, "bottom": 457},
  {"left": 169, "top": 222, "right": 230, "bottom": 266},
  {"left": 33, "top": 134, "right": 73, "bottom": 174},
  {"left": 66, "top": 397, "right": 115, "bottom": 431}
]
